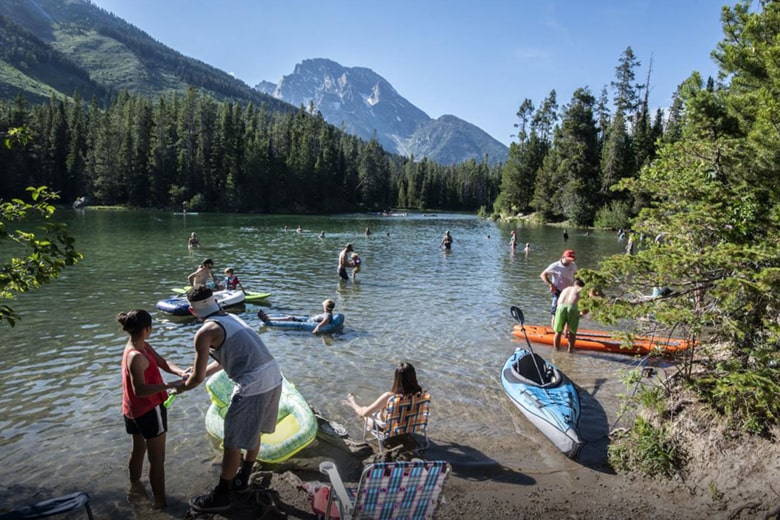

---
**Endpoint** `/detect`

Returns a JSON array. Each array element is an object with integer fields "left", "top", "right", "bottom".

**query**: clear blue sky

[{"left": 89, "top": 0, "right": 726, "bottom": 146}]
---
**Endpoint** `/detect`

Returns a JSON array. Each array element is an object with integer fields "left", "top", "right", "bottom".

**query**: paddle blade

[
  {"left": 510, "top": 306, "right": 535, "bottom": 353},
  {"left": 510, "top": 306, "right": 525, "bottom": 325}
]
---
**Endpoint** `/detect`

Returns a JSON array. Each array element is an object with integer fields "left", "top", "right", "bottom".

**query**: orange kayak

[{"left": 512, "top": 324, "right": 692, "bottom": 356}]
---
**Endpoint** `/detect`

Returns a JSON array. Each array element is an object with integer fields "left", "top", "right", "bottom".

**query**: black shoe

[
  {"left": 189, "top": 489, "right": 231, "bottom": 513},
  {"left": 257, "top": 309, "right": 269, "bottom": 322},
  {"left": 232, "top": 472, "right": 251, "bottom": 494}
]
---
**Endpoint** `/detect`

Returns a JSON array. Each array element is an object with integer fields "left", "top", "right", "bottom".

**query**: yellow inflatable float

[{"left": 204, "top": 370, "right": 318, "bottom": 463}]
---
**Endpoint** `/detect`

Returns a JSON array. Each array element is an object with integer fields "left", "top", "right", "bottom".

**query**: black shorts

[
  {"left": 338, "top": 267, "right": 348, "bottom": 280},
  {"left": 124, "top": 405, "right": 167, "bottom": 439}
]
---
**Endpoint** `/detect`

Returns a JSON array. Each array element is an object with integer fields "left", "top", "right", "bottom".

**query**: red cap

[{"left": 563, "top": 249, "right": 576, "bottom": 260}]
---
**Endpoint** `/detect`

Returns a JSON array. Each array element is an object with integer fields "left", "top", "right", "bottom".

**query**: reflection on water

[{"left": 0, "top": 210, "right": 647, "bottom": 515}]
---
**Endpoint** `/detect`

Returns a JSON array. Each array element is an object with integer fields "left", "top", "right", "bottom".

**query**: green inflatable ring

[{"left": 204, "top": 370, "right": 318, "bottom": 464}]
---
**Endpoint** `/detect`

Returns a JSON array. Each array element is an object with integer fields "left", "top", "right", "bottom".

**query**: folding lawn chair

[
  {"left": 0, "top": 492, "right": 94, "bottom": 520},
  {"left": 318, "top": 459, "right": 451, "bottom": 520},
  {"left": 364, "top": 392, "right": 431, "bottom": 454}
]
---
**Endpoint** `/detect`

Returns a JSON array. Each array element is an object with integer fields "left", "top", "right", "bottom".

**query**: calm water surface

[{"left": 0, "top": 210, "right": 647, "bottom": 517}]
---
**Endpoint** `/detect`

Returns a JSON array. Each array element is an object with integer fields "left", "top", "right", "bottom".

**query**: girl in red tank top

[{"left": 118, "top": 309, "right": 188, "bottom": 510}]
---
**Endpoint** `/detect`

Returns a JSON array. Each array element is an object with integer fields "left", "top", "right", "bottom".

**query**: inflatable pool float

[
  {"left": 243, "top": 291, "right": 272, "bottom": 303},
  {"left": 172, "top": 287, "right": 271, "bottom": 303},
  {"left": 204, "top": 370, "right": 318, "bottom": 464},
  {"left": 156, "top": 289, "right": 245, "bottom": 316},
  {"left": 513, "top": 324, "right": 692, "bottom": 356},
  {"left": 259, "top": 313, "right": 345, "bottom": 333}
]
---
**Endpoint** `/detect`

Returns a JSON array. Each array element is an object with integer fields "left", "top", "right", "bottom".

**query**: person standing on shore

[
  {"left": 338, "top": 243, "right": 355, "bottom": 281},
  {"left": 118, "top": 309, "right": 187, "bottom": 510},
  {"left": 178, "top": 286, "right": 283, "bottom": 513},
  {"left": 540, "top": 249, "right": 578, "bottom": 327}
]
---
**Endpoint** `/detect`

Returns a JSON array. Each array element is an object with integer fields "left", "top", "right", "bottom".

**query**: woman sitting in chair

[{"left": 343, "top": 361, "right": 423, "bottom": 431}]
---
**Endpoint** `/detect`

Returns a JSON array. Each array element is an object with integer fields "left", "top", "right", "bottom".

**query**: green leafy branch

[{"left": 1, "top": 186, "right": 82, "bottom": 326}]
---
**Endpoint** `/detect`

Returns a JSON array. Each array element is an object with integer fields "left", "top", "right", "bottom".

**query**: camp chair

[
  {"left": 0, "top": 492, "right": 94, "bottom": 520},
  {"left": 364, "top": 392, "right": 431, "bottom": 454},
  {"left": 318, "top": 459, "right": 451, "bottom": 520}
]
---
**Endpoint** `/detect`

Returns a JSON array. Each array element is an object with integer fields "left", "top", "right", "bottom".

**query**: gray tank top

[{"left": 206, "top": 314, "right": 281, "bottom": 396}]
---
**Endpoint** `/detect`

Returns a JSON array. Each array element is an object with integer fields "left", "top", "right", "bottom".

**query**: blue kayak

[
  {"left": 259, "top": 313, "right": 345, "bottom": 333},
  {"left": 500, "top": 348, "right": 582, "bottom": 458}
]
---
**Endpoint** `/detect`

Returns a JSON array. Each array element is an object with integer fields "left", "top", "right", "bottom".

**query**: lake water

[{"left": 0, "top": 210, "right": 650, "bottom": 517}]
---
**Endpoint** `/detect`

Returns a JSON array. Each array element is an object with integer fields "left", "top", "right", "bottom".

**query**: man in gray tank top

[{"left": 176, "top": 285, "right": 283, "bottom": 513}]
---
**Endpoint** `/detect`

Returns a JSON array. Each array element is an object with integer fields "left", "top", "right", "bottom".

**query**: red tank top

[{"left": 122, "top": 342, "right": 166, "bottom": 418}]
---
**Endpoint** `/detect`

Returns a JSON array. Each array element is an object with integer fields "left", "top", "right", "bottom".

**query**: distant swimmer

[
  {"left": 188, "top": 232, "right": 200, "bottom": 249},
  {"left": 440, "top": 230, "right": 453, "bottom": 250}
]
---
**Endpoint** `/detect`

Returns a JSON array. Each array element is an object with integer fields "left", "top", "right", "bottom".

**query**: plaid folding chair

[
  {"left": 318, "top": 459, "right": 451, "bottom": 520},
  {"left": 364, "top": 392, "right": 431, "bottom": 454},
  {"left": 0, "top": 492, "right": 94, "bottom": 520}
]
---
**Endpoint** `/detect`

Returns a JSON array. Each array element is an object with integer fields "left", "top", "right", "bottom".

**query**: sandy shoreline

[
  {"left": 179, "top": 414, "right": 776, "bottom": 520},
  {"left": 20, "top": 403, "right": 766, "bottom": 520}
]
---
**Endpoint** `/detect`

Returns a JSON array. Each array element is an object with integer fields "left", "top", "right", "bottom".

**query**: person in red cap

[{"left": 540, "top": 249, "right": 578, "bottom": 326}]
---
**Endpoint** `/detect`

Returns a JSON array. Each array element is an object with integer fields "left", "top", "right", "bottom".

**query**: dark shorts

[
  {"left": 338, "top": 267, "right": 348, "bottom": 280},
  {"left": 550, "top": 290, "right": 562, "bottom": 315},
  {"left": 124, "top": 405, "right": 167, "bottom": 439}
]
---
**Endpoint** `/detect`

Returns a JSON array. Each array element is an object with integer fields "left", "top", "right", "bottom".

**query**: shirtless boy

[{"left": 553, "top": 279, "right": 585, "bottom": 352}]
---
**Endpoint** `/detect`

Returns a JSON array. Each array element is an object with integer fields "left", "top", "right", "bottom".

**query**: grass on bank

[{"left": 608, "top": 359, "right": 780, "bottom": 479}]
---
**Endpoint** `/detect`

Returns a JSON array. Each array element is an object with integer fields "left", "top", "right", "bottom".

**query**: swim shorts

[
  {"left": 124, "top": 405, "right": 167, "bottom": 439},
  {"left": 553, "top": 303, "right": 580, "bottom": 334}
]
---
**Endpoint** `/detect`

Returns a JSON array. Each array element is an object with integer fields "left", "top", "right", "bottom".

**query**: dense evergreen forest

[
  {"left": 1, "top": 37, "right": 689, "bottom": 221},
  {"left": 0, "top": 87, "right": 499, "bottom": 213},
  {"left": 494, "top": 46, "right": 677, "bottom": 228}
]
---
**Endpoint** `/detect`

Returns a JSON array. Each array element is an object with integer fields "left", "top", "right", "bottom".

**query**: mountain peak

[{"left": 255, "top": 59, "right": 507, "bottom": 165}]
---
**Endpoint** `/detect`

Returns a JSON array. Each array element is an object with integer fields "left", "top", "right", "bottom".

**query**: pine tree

[{"left": 582, "top": 1, "right": 780, "bottom": 433}]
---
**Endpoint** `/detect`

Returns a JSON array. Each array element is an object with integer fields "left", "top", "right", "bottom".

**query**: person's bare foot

[{"left": 127, "top": 480, "right": 147, "bottom": 498}]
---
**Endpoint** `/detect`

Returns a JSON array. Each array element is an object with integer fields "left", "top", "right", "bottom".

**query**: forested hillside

[
  {"left": 0, "top": 0, "right": 499, "bottom": 214},
  {"left": 0, "top": 88, "right": 499, "bottom": 213},
  {"left": 0, "top": 0, "right": 293, "bottom": 111},
  {"left": 494, "top": 46, "right": 671, "bottom": 228},
  {"left": 0, "top": 15, "right": 107, "bottom": 102}
]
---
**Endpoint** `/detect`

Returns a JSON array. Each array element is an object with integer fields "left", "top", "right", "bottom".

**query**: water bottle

[
  {"left": 165, "top": 369, "right": 192, "bottom": 407},
  {"left": 163, "top": 392, "right": 177, "bottom": 408}
]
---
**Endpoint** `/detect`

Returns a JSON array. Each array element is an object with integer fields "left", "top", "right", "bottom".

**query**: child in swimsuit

[
  {"left": 350, "top": 252, "right": 361, "bottom": 283},
  {"left": 223, "top": 267, "right": 246, "bottom": 293}
]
